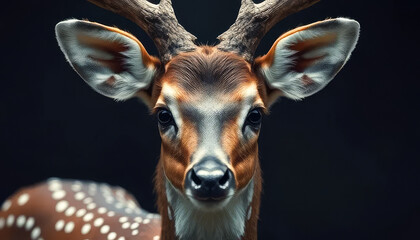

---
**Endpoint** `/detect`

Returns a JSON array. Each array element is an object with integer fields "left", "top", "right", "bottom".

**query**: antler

[
  {"left": 87, "top": 0, "right": 197, "bottom": 63},
  {"left": 217, "top": 0, "right": 320, "bottom": 62}
]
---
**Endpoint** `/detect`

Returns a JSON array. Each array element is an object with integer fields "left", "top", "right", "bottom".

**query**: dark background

[{"left": 1, "top": 0, "right": 419, "bottom": 239}]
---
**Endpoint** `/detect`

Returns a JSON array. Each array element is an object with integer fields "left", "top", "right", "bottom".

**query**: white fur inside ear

[
  {"left": 261, "top": 18, "right": 360, "bottom": 100},
  {"left": 55, "top": 19, "right": 156, "bottom": 100}
]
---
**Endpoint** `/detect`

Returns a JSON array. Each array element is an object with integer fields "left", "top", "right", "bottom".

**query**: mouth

[
  {"left": 186, "top": 193, "right": 234, "bottom": 209},
  {"left": 189, "top": 195, "right": 228, "bottom": 202}
]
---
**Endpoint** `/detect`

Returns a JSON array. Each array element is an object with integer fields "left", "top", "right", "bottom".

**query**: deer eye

[
  {"left": 246, "top": 108, "right": 262, "bottom": 126},
  {"left": 157, "top": 109, "right": 174, "bottom": 126}
]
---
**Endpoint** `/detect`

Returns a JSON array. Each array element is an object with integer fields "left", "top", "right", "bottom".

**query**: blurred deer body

[{"left": 0, "top": 0, "right": 359, "bottom": 239}]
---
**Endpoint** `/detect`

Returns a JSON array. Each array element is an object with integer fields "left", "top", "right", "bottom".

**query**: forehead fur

[{"left": 163, "top": 47, "right": 255, "bottom": 95}]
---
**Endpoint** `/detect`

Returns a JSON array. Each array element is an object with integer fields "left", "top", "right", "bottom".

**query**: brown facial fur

[
  {"left": 151, "top": 47, "right": 266, "bottom": 192},
  {"left": 149, "top": 46, "right": 267, "bottom": 240}
]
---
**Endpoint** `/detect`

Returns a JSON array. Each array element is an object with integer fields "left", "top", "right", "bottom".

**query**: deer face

[{"left": 155, "top": 48, "right": 264, "bottom": 208}]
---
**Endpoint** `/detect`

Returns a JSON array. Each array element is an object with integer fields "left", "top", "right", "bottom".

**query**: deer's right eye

[{"left": 157, "top": 109, "right": 174, "bottom": 126}]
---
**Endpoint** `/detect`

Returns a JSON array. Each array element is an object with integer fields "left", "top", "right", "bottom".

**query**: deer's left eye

[{"left": 157, "top": 109, "right": 174, "bottom": 127}]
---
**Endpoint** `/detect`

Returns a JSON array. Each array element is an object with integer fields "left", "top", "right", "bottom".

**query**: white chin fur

[{"left": 166, "top": 178, "right": 254, "bottom": 240}]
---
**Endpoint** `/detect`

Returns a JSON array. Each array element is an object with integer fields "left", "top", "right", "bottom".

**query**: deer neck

[{"left": 155, "top": 158, "right": 262, "bottom": 240}]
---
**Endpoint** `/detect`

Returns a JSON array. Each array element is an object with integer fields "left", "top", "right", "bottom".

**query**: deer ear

[
  {"left": 255, "top": 18, "right": 359, "bottom": 103},
  {"left": 55, "top": 19, "right": 160, "bottom": 101}
]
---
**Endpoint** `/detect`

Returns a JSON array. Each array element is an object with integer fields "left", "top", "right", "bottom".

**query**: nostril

[
  {"left": 218, "top": 170, "right": 230, "bottom": 189},
  {"left": 190, "top": 169, "right": 202, "bottom": 188}
]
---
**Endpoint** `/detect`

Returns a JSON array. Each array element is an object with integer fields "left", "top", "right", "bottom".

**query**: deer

[{"left": 0, "top": 0, "right": 359, "bottom": 239}]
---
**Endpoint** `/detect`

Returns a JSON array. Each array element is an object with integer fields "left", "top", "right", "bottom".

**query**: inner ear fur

[
  {"left": 254, "top": 18, "right": 360, "bottom": 105},
  {"left": 56, "top": 19, "right": 160, "bottom": 104}
]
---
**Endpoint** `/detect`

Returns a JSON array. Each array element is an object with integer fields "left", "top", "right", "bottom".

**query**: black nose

[{"left": 185, "top": 156, "right": 235, "bottom": 201}]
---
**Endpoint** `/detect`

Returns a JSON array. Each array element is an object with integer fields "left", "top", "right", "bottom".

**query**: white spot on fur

[
  {"left": 16, "top": 215, "right": 26, "bottom": 227},
  {"left": 75, "top": 192, "right": 86, "bottom": 200},
  {"left": 0, "top": 217, "right": 5, "bottom": 229},
  {"left": 94, "top": 217, "right": 104, "bottom": 227},
  {"left": 55, "top": 220, "right": 65, "bottom": 231},
  {"left": 119, "top": 216, "right": 128, "bottom": 223},
  {"left": 76, "top": 208, "right": 87, "bottom": 217},
  {"left": 52, "top": 190, "right": 66, "bottom": 200},
  {"left": 130, "top": 222, "right": 139, "bottom": 229},
  {"left": 121, "top": 222, "right": 130, "bottom": 229},
  {"left": 100, "top": 225, "right": 110, "bottom": 234},
  {"left": 81, "top": 223, "right": 91, "bottom": 235},
  {"left": 31, "top": 227, "right": 41, "bottom": 239},
  {"left": 17, "top": 193, "right": 30, "bottom": 206},
  {"left": 56, "top": 200, "right": 69, "bottom": 212},
  {"left": 127, "top": 200, "right": 138, "bottom": 209},
  {"left": 108, "top": 232, "right": 117, "bottom": 240},
  {"left": 64, "top": 221, "right": 75, "bottom": 233},
  {"left": 1, "top": 200, "right": 11, "bottom": 211},
  {"left": 83, "top": 212, "right": 94, "bottom": 222},
  {"left": 48, "top": 180, "right": 62, "bottom": 191},
  {"left": 71, "top": 182, "right": 82, "bottom": 192},
  {"left": 115, "top": 202, "right": 124, "bottom": 209},
  {"left": 6, "top": 215, "right": 14, "bottom": 227},
  {"left": 65, "top": 206, "right": 76, "bottom": 216},
  {"left": 107, "top": 211, "right": 115, "bottom": 217},
  {"left": 87, "top": 202, "right": 96, "bottom": 210},
  {"left": 25, "top": 217, "right": 35, "bottom": 230},
  {"left": 105, "top": 196, "right": 115, "bottom": 204},
  {"left": 125, "top": 208, "right": 133, "bottom": 214},
  {"left": 98, "top": 207, "right": 107, "bottom": 214}
]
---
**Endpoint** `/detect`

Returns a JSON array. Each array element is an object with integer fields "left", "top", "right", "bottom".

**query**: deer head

[{"left": 55, "top": 0, "right": 359, "bottom": 239}]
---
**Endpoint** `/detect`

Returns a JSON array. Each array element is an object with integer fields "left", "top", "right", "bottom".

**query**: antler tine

[
  {"left": 87, "top": 0, "right": 197, "bottom": 63},
  {"left": 217, "top": 0, "right": 320, "bottom": 62}
]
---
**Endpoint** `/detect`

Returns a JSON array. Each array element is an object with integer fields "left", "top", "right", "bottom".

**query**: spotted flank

[{"left": 0, "top": 178, "right": 161, "bottom": 240}]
